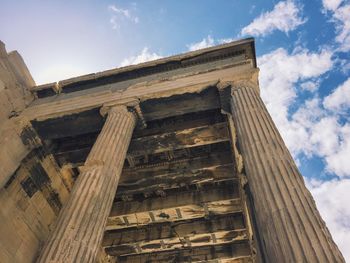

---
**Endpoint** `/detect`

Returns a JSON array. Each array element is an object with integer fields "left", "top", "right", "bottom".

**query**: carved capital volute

[{"left": 100, "top": 98, "right": 146, "bottom": 128}]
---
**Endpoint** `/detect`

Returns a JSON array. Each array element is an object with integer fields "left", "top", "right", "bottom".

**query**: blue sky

[{"left": 1, "top": 0, "right": 350, "bottom": 260}]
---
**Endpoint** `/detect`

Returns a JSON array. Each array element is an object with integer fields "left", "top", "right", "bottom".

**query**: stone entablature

[{"left": 30, "top": 38, "right": 256, "bottom": 98}]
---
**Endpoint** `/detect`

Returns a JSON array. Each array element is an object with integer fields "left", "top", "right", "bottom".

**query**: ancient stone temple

[{"left": 0, "top": 38, "right": 345, "bottom": 263}]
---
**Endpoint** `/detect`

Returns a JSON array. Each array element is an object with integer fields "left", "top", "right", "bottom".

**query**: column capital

[
  {"left": 231, "top": 79, "right": 259, "bottom": 94},
  {"left": 216, "top": 79, "right": 259, "bottom": 115},
  {"left": 100, "top": 99, "right": 146, "bottom": 129},
  {"left": 99, "top": 99, "right": 137, "bottom": 116},
  {"left": 217, "top": 67, "right": 260, "bottom": 94}
]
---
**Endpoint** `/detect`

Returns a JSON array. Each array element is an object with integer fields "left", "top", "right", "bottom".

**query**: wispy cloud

[
  {"left": 108, "top": 4, "right": 139, "bottom": 30},
  {"left": 300, "top": 80, "right": 320, "bottom": 92},
  {"left": 187, "top": 35, "right": 236, "bottom": 51},
  {"left": 120, "top": 47, "right": 162, "bottom": 67},
  {"left": 323, "top": 77, "right": 350, "bottom": 112},
  {"left": 187, "top": 36, "right": 215, "bottom": 51},
  {"left": 218, "top": 37, "right": 236, "bottom": 44},
  {"left": 322, "top": 0, "right": 350, "bottom": 51},
  {"left": 241, "top": 1, "right": 306, "bottom": 37},
  {"left": 322, "top": 0, "right": 343, "bottom": 11},
  {"left": 323, "top": 121, "right": 350, "bottom": 177}
]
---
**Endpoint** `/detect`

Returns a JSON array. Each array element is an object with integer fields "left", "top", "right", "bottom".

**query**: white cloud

[
  {"left": 259, "top": 48, "right": 350, "bottom": 178},
  {"left": 322, "top": 1, "right": 350, "bottom": 51},
  {"left": 300, "top": 80, "right": 320, "bottom": 92},
  {"left": 287, "top": 98, "right": 326, "bottom": 157},
  {"left": 109, "top": 16, "right": 119, "bottom": 30},
  {"left": 186, "top": 35, "right": 237, "bottom": 51},
  {"left": 333, "top": 4, "right": 350, "bottom": 52},
  {"left": 187, "top": 36, "right": 215, "bottom": 51},
  {"left": 325, "top": 124, "right": 350, "bottom": 177},
  {"left": 218, "top": 38, "right": 236, "bottom": 44},
  {"left": 108, "top": 4, "right": 139, "bottom": 29},
  {"left": 290, "top": 98, "right": 350, "bottom": 178},
  {"left": 323, "top": 77, "right": 350, "bottom": 112},
  {"left": 306, "top": 178, "right": 350, "bottom": 261},
  {"left": 120, "top": 47, "right": 162, "bottom": 67},
  {"left": 309, "top": 116, "right": 341, "bottom": 157},
  {"left": 322, "top": 0, "right": 343, "bottom": 11},
  {"left": 320, "top": 79, "right": 350, "bottom": 176},
  {"left": 241, "top": 1, "right": 306, "bottom": 37},
  {"left": 259, "top": 47, "right": 333, "bottom": 148}
]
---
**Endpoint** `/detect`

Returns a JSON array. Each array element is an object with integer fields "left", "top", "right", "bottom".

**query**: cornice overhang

[{"left": 30, "top": 38, "right": 256, "bottom": 98}]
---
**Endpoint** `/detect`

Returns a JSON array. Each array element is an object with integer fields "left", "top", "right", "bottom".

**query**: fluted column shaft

[
  {"left": 38, "top": 105, "right": 136, "bottom": 263},
  {"left": 230, "top": 84, "right": 344, "bottom": 262}
]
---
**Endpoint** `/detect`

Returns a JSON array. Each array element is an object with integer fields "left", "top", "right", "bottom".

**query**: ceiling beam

[
  {"left": 111, "top": 181, "right": 239, "bottom": 217},
  {"left": 128, "top": 122, "right": 229, "bottom": 156},
  {"left": 106, "top": 198, "right": 242, "bottom": 231},
  {"left": 51, "top": 122, "right": 230, "bottom": 167},
  {"left": 117, "top": 163, "right": 236, "bottom": 197},
  {"left": 140, "top": 87, "right": 220, "bottom": 121},
  {"left": 105, "top": 229, "right": 248, "bottom": 256},
  {"left": 103, "top": 213, "right": 245, "bottom": 247},
  {"left": 121, "top": 148, "right": 232, "bottom": 179},
  {"left": 115, "top": 241, "right": 251, "bottom": 263},
  {"left": 133, "top": 108, "right": 224, "bottom": 138},
  {"left": 191, "top": 256, "right": 253, "bottom": 263},
  {"left": 121, "top": 150, "right": 232, "bottom": 181}
]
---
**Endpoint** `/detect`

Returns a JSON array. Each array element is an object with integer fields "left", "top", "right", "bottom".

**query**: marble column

[
  {"left": 37, "top": 105, "right": 137, "bottom": 263},
  {"left": 230, "top": 81, "right": 344, "bottom": 262}
]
